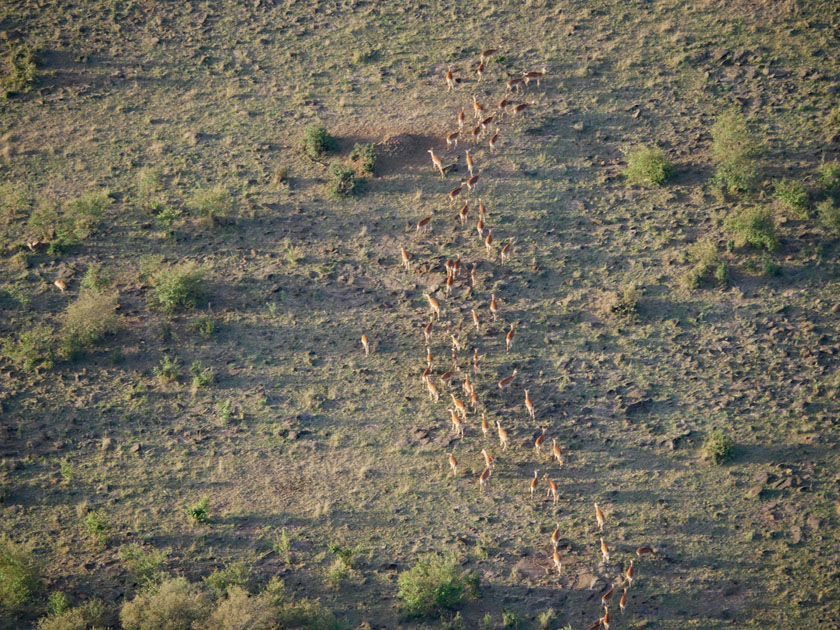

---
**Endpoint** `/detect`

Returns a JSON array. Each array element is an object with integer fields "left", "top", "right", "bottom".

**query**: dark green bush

[
  {"left": 712, "top": 110, "right": 758, "bottom": 193},
  {"left": 703, "top": 428, "right": 735, "bottom": 465},
  {"left": 185, "top": 497, "right": 210, "bottom": 524},
  {"left": 302, "top": 124, "right": 335, "bottom": 160},
  {"left": 150, "top": 262, "right": 206, "bottom": 311},
  {"left": 397, "top": 554, "right": 470, "bottom": 618},
  {"left": 723, "top": 206, "right": 778, "bottom": 251},
  {"left": 774, "top": 179, "right": 809, "bottom": 219},
  {"left": 349, "top": 143, "right": 377, "bottom": 176},
  {"left": 624, "top": 145, "right": 673, "bottom": 186},
  {"left": 327, "top": 162, "right": 358, "bottom": 198},
  {"left": 0, "top": 534, "right": 41, "bottom": 613}
]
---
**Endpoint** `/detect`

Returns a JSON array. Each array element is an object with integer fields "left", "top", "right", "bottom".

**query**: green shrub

[
  {"left": 0, "top": 180, "right": 33, "bottom": 220},
  {"left": 349, "top": 143, "right": 377, "bottom": 176},
  {"left": 302, "top": 124, "right": 335, "bottom": 160},
  {"left": 185, "top": 497, "right": 210, "bottom": 524},
  {"left": 712, "top": 110, "right": 758, "bottom": 193},
  {"left": 1, "top": 322, "right": 55, "bottom": 372},
  {"left": 624, "top": 145, "right": 673, "bottom": 186},
  {"left": 154, "top": 355, "right": 181, "bottom": 384},
  {"left": 327, "top": 162, "right": 358, "bottom": 198},
  {"left": 189, "top": 186, "right": 233, "bottom": 225},
  {"left": 26, "top": 191, "right": 109, "bottom": 254},
  {"left": 136, "top": 168, "right": 163, "bottom": 211},
  {"left": 206, "top": 587, "right": 277, "bottom": 630},
  {"left": 120, "top": 577, "right": 211, "bottom": 630},
  {"left": 723, "top": 206, "right": 778, "bottom": 251},
  {"left": 774, "top": 178, "right": 809, "bottom": 219},
  {"left": 502, "top": 611, "right": 522, "bottom": 630},
  {"left": 271, "top": 164, "right": 289, "bottom": 189},
  {"left": 59, "top": 459, "right": 75, "bottom": 484},
  {"left": 817, "top": 198, "right": 840, "bottom": 235},
  {"left": 2, "top": 41, "right": 42, "bottom": 96},
  {"left": 818, "top": 160, "right": 840, "bottom": 197},
  {"left": 188, "top": 315, "right": 216, "bottom": 340},
  {"left": 120, "top": 544, "right": 169, "bottom": 587},
  {"left": 36, "top": 599, "right": 106, "bottom": 630},
  {"left": 84, "top": 509, "right": 110, "bottom": 547},
  {"left": 59, "top": 290, "right": 121, "bottom": 360},
  {"left": 714, "top": 261, "right": 730, "bottom": 287},
  {"left": 203, "top": 562, "right": 251, "bottom": 599},
  {"left": 703, "top": 428, "right": 735, "bottom": 465},
  {"left": 680, "top": 238, "right": 720, "bottom": 290},
  {"left": 397, "top": 554, "right": 470, "bottom": 618},
  {"left": 0, "top": 535, "right": 40, "bottom": 613},
  {"left": 150, "top": 262, "right": 206, "bottom": 311},
  {"left": 80, "top": 263, "right": 112, "bottom": 293}
]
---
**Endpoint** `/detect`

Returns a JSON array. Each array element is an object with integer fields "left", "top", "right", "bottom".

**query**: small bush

[
  {"left": 154, "top": 355, "right": 181, "bottom": 384},
  {"left": 714, "top": 261, "right": 730, "bottom": 287},
  {"left": 36, "top": 599, "right": 106, "bottom": 630},
  {"left": 189, "top": 361, "right": 215, "bottom": 395},
  {"left": 84, "top": 509, "right": 109, "bottom": 547},
  {"left": 349, "top": 143, "right": 377, "bottom": 177},
  {"left": 120, "top": 577, "right": 211, "bottom": 630},
  {"left": 712, "top": 110, "right": 758, "bottom": 193},
  {"left": 723, "top": 206, "right": 778, "bottom": 251},
  {"left": 0, "top": 534, "right": 40, "bottom": 613},
  {"left": 26, "top": 191, "right": 109, "bottom": 254},
  {"left": 538, "top": 608, "right": 557, "bottom": 630},
  {"left": 598, "top": 284, "right": 641, "bottom": 320},
  {"left": 818, "top": 160, "right": 840, "bottom": 197},
  {"left": 206, "top": 587, "right": 277, "bottom": 630},
  {"left": 2, "top": 41, "right": 42, "bottom": 96},
  {"left": 0, "top": 180, "right": 33, "bottom": 220},
  {"left": 680, "top": 238, "right": 719, "bottom": 290},
  {"left": 774, "top": 178, "right": 809, "bottom": 219},
  {"left": 136, "top": 168, "right": 163, "bottom": 211},
  {"left": 327, "top": 162, "right": 358, "bottom": 198},
  {"left": 624, "top": 145, "right": 673, "bottom": 186},
  {"left": 189, "top": 186, "right": 233, "bottom": 225},
  {"left": 80, "top": 263, "right": 112, "bottom": 293},
  {"left": 59, "top": 290, "right": 120, "bottom": 360},
  {"left": 302, "top": 124, "right": 335, "bottom": 160},
  {"left": 120, "top": 544, "right": 168, "bottom": 587},
  {"left": 185, "top": 497, "right": 210, "bottom": 524},
  {"left": 150, "top": 262, "right": 206, "bottom": 311},
  {"left": 397, "top": 554, "right": 470, "bottom": 618},
  {"left": 1, "top": 322, "right": 55, "bottom": 372},
  {"left": 703, "top": 428, "right": 734, "bottom": 465},
  {"left": 188, "top": 315, "right": 216, "bottom": 340},
  {"left": 203, "top": 562, "right": 251, "bottom": 599},
  {"left": 817, "top": 198, "right": 840, "bottom": 235},
  {"left": 271, "top": 165, "right": 289, "bottom": 189}
]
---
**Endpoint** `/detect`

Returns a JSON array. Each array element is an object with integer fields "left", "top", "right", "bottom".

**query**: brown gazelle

[
  {"left": 426, "top": 378, "right": 440, "bottom": 402},
  {"left": 489, "top": 132, "right": 498, "bottom": 153},
  {"left": 472, "top": 309, "right": 480, "bottom": 331},
  {"left": 496, "top": 420, "right": 509, "bottom": 451},
  {"left": 481, "top": 413, "right": 490, "bottom": 438},
  {"left": 416, "top": 215, "right": 432, "bottom": 233},
  {"left": 361, "top": 334, "right": 370, "bottom": 356},
  {"left": 602, "top": 607, "right": 610, "bottom": 630},
  {"left": 636, "top": 546, "right": 655, "bottom": 558},
  {"left": 523, "top": 66, "right": 547, "bottom": 87},
  {"left": 448, "top": 452, "right": 458, "bottom": 476},
  {"left": 446, "top": 131, "right": 459, "bottom": 150},
  {"left": 505, "top": 323, "right": 515, "bottom": 351},
  {"left": 472, "top": 94, "right": 484, "bottom": 120},
  {"left": 54, "top": 278, "right": 67, "bottom": 293},
  {"left": 425, "top": 293, "right": 441, "bottom": 319},
  {"left": 421, "top": 365, "right": 431, "bottom": 386},
  {"left": 552, "top": 439, "right": 564, "bottom": 464},
  {"left": 424, "top": 319, "right": 433, "bottom": 345},
  {"left": 595, "top": 503, "right": 606, "bottom": 532},
  {"left": 445, "top": 65, "right": 455, "bottom": 91},
  {"left": 465, "top": 149, "right": 475, "bottom": 177},
  {"left": 529, "top": 470, "right": 539, "bottom": 500},
  {"left": 601, "top": 585, "right": 614, "bottom": 608},
  {"left": 600, "top": 537, "right": 610, "bottom": 563},
  {"left": 450, "top": 393, "right": 467, "bottom": 419},
  {"left": 458, "top": 202, "right": 469, "bottom": 226},
  {"left": 458, "top": 107, "right": 465, "bottom": 130},
  {"left": 449, "top": 408, "right": 464, "bottom": 438},
  {"left": 552, "top": 549, "right": 563, "bottom": 575},
  {"left": 619, "top": 589, "right": 627, "bottom": 614},
  {"left": 476, "top": 60, "right": 485, "bottom": 83},
  {"left": 512, "top": 102, "right": 530, "bottom": 116},
  {"left": 428, "top": 148, "right": 445, "bottom": 177},
  {"left": 400, "top": 246, "right": 412, "bottom": 270},
  {"left": 534, "top": 427, "right": 545, "bottom": 454},
  {"left": 465, "top": 171, "right": 480, "bottom": 193},
  {"left": 426, "top": 346, "right": 433, "bottom": 368},
  {"left": 506, "top": 76, "right": 524, "bottom": 92},
  {"left": 484, "top": 229, "right": 494, "bottom": 255},
  {"left": 481, "top": 447, "right": 494, "bottom": 469},
  {"left": 551, "top": 524, "right": 561, "bottom": 550},
  {"left": 526, "top": 390, "right": 536, "bottom": 421},
  {"left": 448, "top": 184, "right": 463, "bottom": 205},
  {"left": 470, "top": 264, "right": 477, "bottom": 287},
  {"left": 500, "top": 238, "right": 513, "bottom": 264},
  {"left": 479, "top": 114, "right": 495, "bottom": 131},
  {"left": 480, "top": 47, "right": 499, "bottom": 61},
  {"left": 470, "top": 389, "right": 478, "bottom": 408},
  {"left": 445, "top": 274, "right": 453, "bottom": 296},
  {"left": 625, "top": 560, "right": 635, "bottom": 587},
  {"left": 478, "top": 199, "right": 487, "bottom": 218},
  {"left": 585, "top": 619, "right": 602, "bottom": 630},
  {"left": 451, "top": 334, "right": 462, "bottom": 352},
  {"left": 472, "top": 348, "right": 484, "bottom": 373},
  {"left": 497, "top": 368, "right": 517, "bottom": 389},
  {"left": 476, "top": 215, "right": 484, "bottom": 239},
  {"left": 490, "top": 293, "right": 499, "bottom": 321},
  {"left": 544, "top": 474, "right": 558, "bottom": 503},
  {"left": 453, "top": 254, "right": 462, "bottom": 277},
  {"left": 462, "top": 374, "right": 472, "bottom": 396},
  {"left": 497, "top": 97, "right": 509, "bottom": 117},
  {"left": 479, "top": 466, "right": 491, "bottom": 491},
  {"left": 471, "top": 123, "right": 482, "bottom": 143},
  {"left": 440, "top": 370, "right": 456, "bottom": 388}
]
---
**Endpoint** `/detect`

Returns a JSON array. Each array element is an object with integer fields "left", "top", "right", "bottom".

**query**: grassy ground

[{"left": 2, "top": 1, "right": 840, "bottom": 628}]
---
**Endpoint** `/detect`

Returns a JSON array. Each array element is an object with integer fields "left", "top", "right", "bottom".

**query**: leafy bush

[
  {"left": 80, "top": 263, "right": 112, "bottom": 293},
  {"left": 120, "top": 577, "right": 211, "bottom": 630},
  {"left": 271, "top": 165, "right": 289, "bottom": 189},
  {"left": 302, "top": 124, "right": 335, "bottom": 160},
  {"left": 0, "top": 535, "right": 40, "bottom": 613},
  {"left": 712, "top": 110, "right": 758, "bottom": 193},
  {"left": 1, "top": 322, "right": 55, "bottom": 372},
  {"left": 349, "top": 143, "right": 377, "bottom": 176},
  {"left": 150, "top": 262, "right": 206, "bottom": 311},
  {"left": 203, "top": 561, "right": 251, "bottom": 599},
  {"left": 120, "top": 544, "right": 168, "bottom": 587},
  {"left": 818, "top": 160, "right": 840, "bottom": 197},
  {"left": 188, "top": 315, "right": 216, "bottom": 340},
  {"left": 774, "top": 178, "right": 809, "bottom": 219},
  {"left": 26, "top": 191, "right": 109, "bottom": 254},
  {"left": 397, "top": 554, "right": 470, "bottom": 618},
  {"left": 35, "top": 599, "right": 106, "bottom": 630},
  {"left": 154, "top": 355, "right": 181, "bottom": 384},
  {"left": 189, "top": 186, "right": 233, "bottom": 225},
  {"left": 189, "top": 361, "right": 215, "bottom": 393},
  {"left": 703, "top": 428, "right": 735, "bottom": 465},
  {"left": 327, "top": 162, "right": 358, "bottom": 198},
  {"left": 136, "top": 168, "right": 163, "bottom": 211},
  {"left": 206, "top": 587, "right": 277, "bottom": 630},
  {"left": 0, "top": 180, "right": 33, "bottom": 220},
  {"left": 2, "top": 41, "right": 42, "bottom": 96},
  {"left": 817, "top": 198, "right": 840, "bottom": 235},
  {"left": 680, "top": 238, "right": 720, "bottom": 290},
  {"left": 59, "top": 290, "right": 120, "bottom": 360},
  {"left": 624, "top": 145, "right": 673, "bottom": 186},
  {"left": 723, "top": 206, "right": 778, "bottom": 251},
  {"left": 598, "top": 284, "right": 641, "bottom": 320},
  {"left": 185, "top": 497, "right": 210, "bottom": 524},
  {"left": 84, "top": 509, "right": 109, "bottom": 547}
]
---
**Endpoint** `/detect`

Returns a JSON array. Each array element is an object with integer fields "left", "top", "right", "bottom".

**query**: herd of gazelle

[{"left": 363, "top": 50, "right": 653, "bottom": 628}]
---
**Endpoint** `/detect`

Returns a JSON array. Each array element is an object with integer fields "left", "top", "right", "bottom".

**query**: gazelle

[
  {"left": 625, "top": 560, "right": 635, "bottom": 587},
  {"left": 471, "top": 309, "right": 480, "bottom": 331},
  {"left": 458, "top": 202, "right": 469, "bottom": 226},
  {"left": 426, "top": 378, "right": 440, "bottom": 402},
  {"left": 477, "top": 199, "right": 487, "bottom": 218},
  {"left": 470, "top": 124, "right": 482, "bottom": 143},
  {"left": 489, "top": 132, "right": 498, "bottom": 153},
  {"left": 476, "top": 60, "right": 485, "bottom": 82},
  {"left": 500, "top": 238, "right": 513, "bottom": 264},
  {"left": 529, "top": 470, "right": 539, "bottom": 500},
  {"left": 552, "top": 549, "right": 563, "bottom": 575},
  {"left": 523, "top": 66, "right": 547, "bottom": 87},
  {"left": 585, "top": 619, "right": 602, "bottom": 630},
  {"left": 602, "top": 607, "right": 610, "bottom": 630},
  {"left": 481, "top": 447, "right": 495, "bottom": 469},
  {"left": 453, "top": 254, "right": 462, "bottom": 277},
  {"left": 481, "top": 413, "right": 490, "bottom": 438},
  {"left": 361, "top": 334, "right": 370, "bottom": 356},
  {"left": 476, "top": 215, "right": 484, "bottom": 239},
  {"left": 479, "top": 466, "right": 491, "bottom": 491},
  {"left": 551, "top": 524, "right": 561, "bottom": 550},
  {"left": 470, "top": 264, "right": 477, "bottom": 287},
  {"left": 445, "top": 65, "right": 455, "bottom": 91},
  {"left": 451, "top": 334, "right": 462, "bottom": 352},
  {"left": 424, "top": 293, "right": 441, "bottom": 319},
  {"left": 497, "top": 97, "right": 509, "bottom": 117},
  {"left": 484, "top": 229, "right": 494, "bottom": 255},
  {"left": 636, "top": 546, "right": 655, "bottom": 558},
  {"left": 54, "top": 278, "right": 67, "bottom": 293},
  {"left": 445, "top": 274, "right": 453, "bottom": 296},
  {"left": 479, "top": 114, "right": 495, "bottom": 131},
  {"left": 450, "top": 393, "right": 467, "bottom": 419},
  {"left": 416, "top": 215, "right": 432, "bottom": 233},
  {"left": 426, "top": 346, "right": 433, "bottom": 368},
  {"left": 619, "top": 589, "right": 627, "bottom": 614},
  {"left": 421, "top": 365, "right": 431, "bottom": 386},
  {"left": 449, "top": 408, "right": 464, "bottom": 438},
  {"left": 512, "top": 102, "right": 530, "bottom": 116},
  {"left": 428, "top": 148, "right": 445, "bottom": 177},
  {"left": 465, "top": 149, "right": 475, "bottom": 177},
  {"left": 534, "top": 427, "right": 545, "bottom": 453},
  {"left": 496, "top": 420, "right": 509, "bottom": 451},
  {"left": 595, "top": 503, "right": 605, "bottom": 532},
  {"left": 551, "top": 439, "right": 564, "bottom": 463},
  {"left": 602, "top": 586, "right": 614, "bottom": 608},
  {"left": 497, "top": 368, "right": 517, "bottom": 389},
  {"left": 469, "top": 389, "right": 478, "bottom": 408},
  {"left": 440, "top": 370, "right": 457, "bottom": 388},
  {"left": 472, "top": 348, "right": 484, "bottom": 372},
  {"left": 506, "top": 77, "right": 524, "bottom": 92},
  {"left": 472, "top": 94, "right": 484, "bottom": 120},
  {"left": 448, "top": 184, "right": 463, "bottom": 205},
  {"left": 544, "top": 474, "right": 558, "bottom": 503},
  {"left": 448, "top": 453, "right": 458, "bottom": 476},
  {"left": 424, "top": 319, "right": 433, "bottom": 345},
  {"left": 490, "top": 293, "right": 499, "bottom": 321},
  {"left": 458, "top": 107, "right": 465, "bottom": 130},
  {"left": 446, "top": 131, "right": 459, "bottom": 150},
  {"left": 505, "top": 323, "right": 515, "bottom": 351},
  {"left": 600, "top": 537, "right": 610, "bottom": 563},
  {"left": 480, "top": 47, "right": 499, "bottom": 61},
  {"left": 400, "top": 246, "right": 412, "bottom": 270},
  {"left": 526, "top": 391, "right": 536, "bottom": 421},
  {"left": 465, "top": 172, "right": 480, "bottom": 193},
  {"left": 462, "top": 374, "right": 473, "bottom": 396}
]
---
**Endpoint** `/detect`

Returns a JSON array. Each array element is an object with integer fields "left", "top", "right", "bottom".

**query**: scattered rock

[{"left": 129, "top": 443, "right": 141, "bottom": 454}]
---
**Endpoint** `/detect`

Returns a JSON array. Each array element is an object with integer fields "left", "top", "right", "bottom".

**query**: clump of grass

[
  {"left": 119, "top": 544, "right": 168, "bottom": 587},
  {"left": 537, "top": 608, "right": 557, "bottom": 629},
  {"left": 818, "top": 160, "right": 840, "bottom": 197},
  {"left": 149, "top": 261, "right": 206, "bottom": 311},
  {"left": 36, "top": 599, "right": 106, "bottom": 630},
  {"left": 349, "top": 143, "right": 377, "bottom": 177},
  {"left": 680, "top": 238, "right": 720, "bottom": 290},
  {"left": 185, "top": 497, "right": 210, "bottom": 524},
  {"left": 27, "top": 191, "right": 110, "bottom": 255},
  {"left": 817, "top": 198, "right": 840, "bottom": 235},
  {"left": 59, "top": 290, "right": 121, "bottom": 360},
  {"left": 271, "top": 164, "right": 289, "bottom": 189},
  {"left": 623, "top": 145, "right": 673, "bottom": 186},
  {"left": 203, "top": 561, "right": 251, "bottom": 599},
  {"left": 774, "top": 178, "right": 809, "bottom": 219},
  {"left": 1, "top": 322, "right": 55, "bottom": 373},
  {"left": 188, "top": 315, "right": 216, "bottom": 340},
  {"left": 189, "top": 186, "right": 233, "bottom": 226},
  {"left": 266, "top": 578, "right": 340, "bottom": 630},
  {"left": 397, "top": 554, "right": 471, "bottom": 618},
  {"left": 273, "top": 530, "right": 292, "bottom": 563},
  {"left": 703, "top": 428, "right": 735, "bottom": 465},
  {"left": 301, "top": 124, "right": 335, "bottom": 160},
  {"left": 83, "top": 509, "right": 109, "bottom": 547},
  {"left": 723, "top": 206, "right": 778, "bottom": 251},
  {"left": 0, "top": 180, "right": 33, "bottom": 221},
  {"left": 154, "top": 355, "right": 181, "bottom": 384},
  {"left": 712, "top": 110, "right": 758, "bottom": 193},
  {"left": 2, "top": 41, "right": 42, "bottom": 97},
  {"left": 136, "top": 168, "right": 163, "bottom": 211},
  {"left": 120, "top": 577, "right": 211, "bottom": 630},
  {"left": 205, "top": 586, "right": 277, "bottom": 630},
  {"left": 327, "top": 162, "right": 358, "bottom": 198},
  {"left": 598, "top": 284, "right": 641, "bottom": 320},
  {"left": 189, "top": 361, "right": 215, "bottom": 395},
  {"left": 0, "top": 534, "right": 41, "bottom": 613},
  {"left": 80, "top": 263, "right": 112, "bottom": 292}
]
